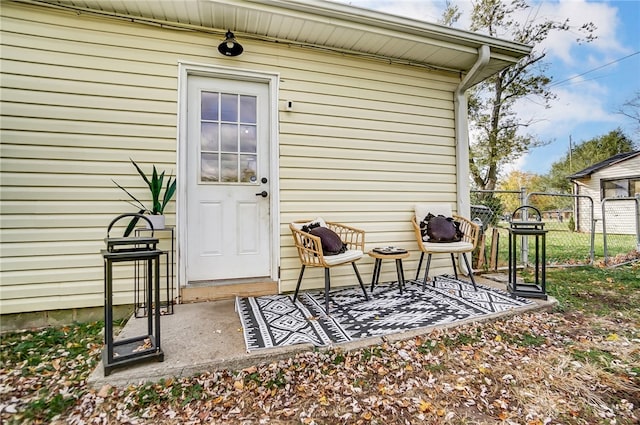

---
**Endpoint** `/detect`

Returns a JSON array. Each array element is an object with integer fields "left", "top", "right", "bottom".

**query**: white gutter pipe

[
  {"left": 454, "top": 45, "right": 490, "bottom": 275},
  {"left": 455, "top": 44, "right": 491, "bottom": 219}
]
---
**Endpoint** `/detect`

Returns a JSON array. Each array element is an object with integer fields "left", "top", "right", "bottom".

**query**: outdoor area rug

[{"left": 236, "top": 275, "right": 533, "bottom": 351}]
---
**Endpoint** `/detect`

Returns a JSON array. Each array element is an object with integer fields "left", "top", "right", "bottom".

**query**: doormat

[{"left": 236, "top": 275, "right": 533, "bottom": 352}]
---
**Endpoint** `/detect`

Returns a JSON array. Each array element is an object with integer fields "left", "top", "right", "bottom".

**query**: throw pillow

[
  {"left": 309, "top": 226, "right": 347, "bottom": 255},
  {"left": 301, "top": 221, "right": 321, "bottom": 233},
  {"left": 291, "top": 217, "right": 327, "bottom": 231},
  {"left": 420, "top": 213, "right": 463, "bottom": 243}
]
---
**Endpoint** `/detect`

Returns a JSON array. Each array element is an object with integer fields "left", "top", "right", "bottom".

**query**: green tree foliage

[
  {"left": 568, "top": 215, "right": 575, "bottom": 232},
  {"left": 545, "top": 129, "right": 636, "bottom": 192},
  {"left": 498, "top": 170, "right": 546, "bottom": 212},
  {"left": 442, "top": 0, "right": 595, "bottom": 194}
]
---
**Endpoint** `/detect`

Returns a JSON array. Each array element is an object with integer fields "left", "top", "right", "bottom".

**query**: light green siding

[{"left": 1, "top": 2, "right": 462, "bottom": 314}]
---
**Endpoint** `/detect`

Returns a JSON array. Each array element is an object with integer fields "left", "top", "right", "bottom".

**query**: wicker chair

[
  {"left": 290, "top": 218, "right": 369, "bottom": 314},
  {"left": 411, "top": 204, "right": 480, "bottom": 290}
]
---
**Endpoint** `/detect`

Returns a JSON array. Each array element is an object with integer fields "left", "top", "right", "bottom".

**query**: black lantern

[
  {"left": 218, "top": 30, "right": 243, "bottom": 56},
  {"left": 507, "top": 206, "right": 548, "bottom": 299},
  {"left": 102, "top": 214, "right": 165, "bottom": 375}
]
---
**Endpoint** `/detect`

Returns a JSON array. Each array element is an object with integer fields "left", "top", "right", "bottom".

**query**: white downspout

[
  {"left": 455, "top": 45, "right": 490, "bottom": 275},
  {"left": 455, "top": 44, "right": 490, "bottom": 219}
]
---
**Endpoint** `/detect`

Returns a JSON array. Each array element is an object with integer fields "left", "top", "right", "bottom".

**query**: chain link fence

[
  {"left": 527, "top": 192, "right": 595, "bottom": 265},
  {"left": 470, "top": 190, "right": 639, "bottom": 269},
  {"left": 470, "top": 190, "right": 522, "bottom": 271}
]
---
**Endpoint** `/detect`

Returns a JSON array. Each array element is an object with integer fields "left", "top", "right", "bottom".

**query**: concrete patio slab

[{"left": 88, "top": 275, "right": 556, "bottom": 389}]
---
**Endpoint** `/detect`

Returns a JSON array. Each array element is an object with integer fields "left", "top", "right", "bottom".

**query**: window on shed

[
  {"left": 632, "top": 179, "right": 640, "bottom": 196},
  {"left": 601, "top": 176, "right": 640, "bottom": 198}
]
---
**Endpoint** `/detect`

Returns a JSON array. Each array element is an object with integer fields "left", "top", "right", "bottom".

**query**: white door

[{"left": 185, "top": 75, "right": 271, "bottom": 282}]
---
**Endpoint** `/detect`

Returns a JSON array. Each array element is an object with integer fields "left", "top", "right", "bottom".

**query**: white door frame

[{"left": 176, "top": 62, "right": 280, "bottom": 291}]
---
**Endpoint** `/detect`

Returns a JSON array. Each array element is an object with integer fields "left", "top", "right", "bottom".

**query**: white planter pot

[{"left": 145, "top": 214, "right": 166, "bottom": 230}]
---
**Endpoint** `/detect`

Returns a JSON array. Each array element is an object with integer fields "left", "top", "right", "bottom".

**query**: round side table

[{"left": 368, "top": 250, "right": 410, "bottom": 294}]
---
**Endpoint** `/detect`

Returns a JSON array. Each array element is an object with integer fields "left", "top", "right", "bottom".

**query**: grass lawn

[
  {"left": 480, "top": 223, "right": 638, "bottom": 267},
  {"left": 546, "top": 263, "right": 640, "bottom": 318},
  {"left": 1, "top": 264, "right": 639, "bottom": 424}
]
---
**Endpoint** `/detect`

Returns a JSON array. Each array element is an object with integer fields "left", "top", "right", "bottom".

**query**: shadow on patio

[{"left": 88, "top": 274, "right": 555, "bottom": 389}]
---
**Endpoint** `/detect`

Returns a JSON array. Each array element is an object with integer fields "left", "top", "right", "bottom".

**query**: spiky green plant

[{"left": 113, "top": 159, "right": 176, "bottom": 236}]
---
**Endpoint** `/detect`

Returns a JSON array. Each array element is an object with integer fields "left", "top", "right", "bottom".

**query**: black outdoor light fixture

[
  {"left": 218, "top": 30, "right": 243, "bottom": 56},
  {"left": 507, "top": 206, "right": 548, "bottom": 300}
]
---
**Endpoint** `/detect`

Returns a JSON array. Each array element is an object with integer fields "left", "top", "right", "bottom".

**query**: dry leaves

[
  {"left": 594, "top": 250, "right": 640, "bottom": 268},
  {"left": 2, "top": 311, "right": 639, "bottom": 424}
]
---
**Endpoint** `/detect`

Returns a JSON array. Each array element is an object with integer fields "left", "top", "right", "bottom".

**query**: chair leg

[
  {"left": 370, "top": 259, "right": 381, "bottom": 292},
  {"left": 352, "top": 262, "right": 369, "bottom": 301},
  {"left": 415, "top": 252, "right": 424, "bottom": 280},
  {"left": 292, "top": 265, "right": 306, "bottom": 303},
  {"left": 462, "top": 253, "right": 478, "bottom": 291},
  {"left": 395, "top": 258, "right": 405, "bottom": 295},
  {"left": 421, "top": 254, "right": 432, "bottom": 290},
  {"left": 450, "top": 253, "right": 458, "bottom": 280},
  {"left": 324, "top": 268, "right": 331, "bottom": 314}
]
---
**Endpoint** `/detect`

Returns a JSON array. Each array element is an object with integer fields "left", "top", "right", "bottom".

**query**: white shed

[{"left": 569, "top": 150, "right": 640, "bottom": 234}]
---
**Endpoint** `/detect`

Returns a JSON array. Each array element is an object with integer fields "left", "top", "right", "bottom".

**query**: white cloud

[
  {"left": 515, "top": 77, "right": 616, "bottom": 138},
  {"left": 333, "top": 0, "right": 444, "bottom": 23},
  {"left": 502, "top": 155, "right": 528, "bottom": 176},
  {"left": 537, "top": 1, "right": 627, "bottom": 64}
]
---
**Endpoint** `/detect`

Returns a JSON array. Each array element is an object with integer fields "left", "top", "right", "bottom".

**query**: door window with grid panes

[{"left": 200, "top": 92, "right": 258, "bottom": 183}]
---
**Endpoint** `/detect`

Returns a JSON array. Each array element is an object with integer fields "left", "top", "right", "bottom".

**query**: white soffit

[{"left": 24, "top": 0, "right": 532, "bottom": 83}]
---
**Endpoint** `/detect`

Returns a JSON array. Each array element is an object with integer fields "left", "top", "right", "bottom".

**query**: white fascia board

[{"left": 242, "top": 0, "right": 532, "bottom": 60}]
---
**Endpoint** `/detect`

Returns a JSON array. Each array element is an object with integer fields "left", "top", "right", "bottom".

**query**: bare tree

[
  {"left": 444, "top": 0, "right": 596, "bottom": 192},
  {"left": 617, "top": 90, "right": 640, "bottom": 135}
]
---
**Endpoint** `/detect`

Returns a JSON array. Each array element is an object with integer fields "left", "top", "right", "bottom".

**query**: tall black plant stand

[{"left": 102, "top": 214, "right": 165, "bottom": 376}]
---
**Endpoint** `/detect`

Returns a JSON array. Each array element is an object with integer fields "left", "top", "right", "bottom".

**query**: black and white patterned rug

[{"left": 236, "top": 275, "right": 533, "bottom": 351}]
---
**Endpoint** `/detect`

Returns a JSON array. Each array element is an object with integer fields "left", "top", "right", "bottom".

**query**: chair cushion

[
  {"left": 291, "top": 217, "right": 327, "bottom": 231},
  {"left": 323, "top": 249, "right": 363, "bottom": 265},
  {"left": 421, "top": 241, "right": 473, "bottom": 253},
  {"left": 309, "top": 226, "right": 347, "bottom": 255}
]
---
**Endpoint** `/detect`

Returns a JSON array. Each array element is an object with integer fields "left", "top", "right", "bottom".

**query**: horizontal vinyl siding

[
  {"left": 1, "top": 2, "right": 462, "bottom": 314},
  {"left": 575, "top": 157, "right": 640, "bottom": 234},
  {"left": 574, "top": 178, "right": 599, "bottom": 233},
  {"left": 276, "top": 46, "right": 459, "bottom": 292},
  {"left": 0, "top": 3, "right": 184, "bottom": 314},
  {"left": 594, "top": 157, "right": 640, "bottom": 235},
  {"left": 597, "top": 156, "right": 640, "bottom": 180}
]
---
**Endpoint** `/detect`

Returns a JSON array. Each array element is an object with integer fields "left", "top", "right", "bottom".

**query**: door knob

[{"left": 255, "top": 191, "right": 268, "bottom": 198}]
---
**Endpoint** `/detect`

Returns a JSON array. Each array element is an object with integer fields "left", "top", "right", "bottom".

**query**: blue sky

[{"left": 335, "top": 0, "right": 640, "bottom": 175}]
